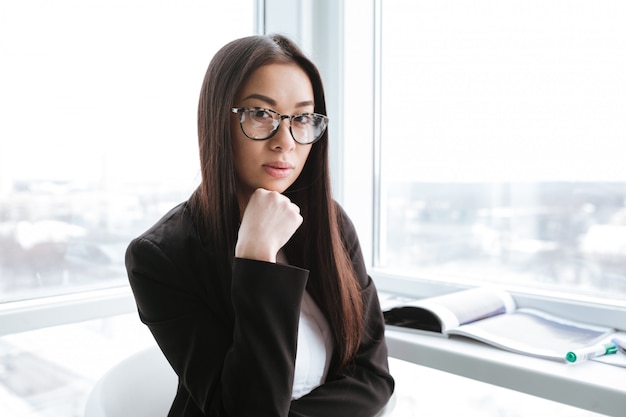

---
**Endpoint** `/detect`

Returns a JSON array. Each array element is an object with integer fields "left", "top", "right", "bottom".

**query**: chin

[
  {"left": 265, "top": 176, "right": 295, "bottom": 191},
  {"left": 269, "top": 184, "right": 290, "bottom": 194}
]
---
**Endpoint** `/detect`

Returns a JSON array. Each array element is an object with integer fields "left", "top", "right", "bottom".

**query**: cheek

[{"left": 299, "top": 146, "right": 313, "bottom": 163}]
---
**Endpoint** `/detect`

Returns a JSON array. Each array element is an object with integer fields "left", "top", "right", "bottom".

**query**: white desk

[{"left": 385, "top": 327, "right": 626, "bottom": 417}]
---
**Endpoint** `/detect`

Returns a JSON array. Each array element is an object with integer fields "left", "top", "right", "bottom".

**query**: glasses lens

[
  {"left": 291, "top": 114, "right": 327, "bottom": 144},
  {"left": 241, "top": 108, "right": 277, "bottom": 140}
]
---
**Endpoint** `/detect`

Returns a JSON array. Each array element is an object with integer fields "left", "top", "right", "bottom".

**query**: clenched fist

[{"left": 235, "top": 188, "right": 303, "bottom": 262}]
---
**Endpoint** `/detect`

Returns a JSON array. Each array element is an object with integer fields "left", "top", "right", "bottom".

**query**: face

[{"left": 231, "top": 63, "right": 315, "bottom": 204}]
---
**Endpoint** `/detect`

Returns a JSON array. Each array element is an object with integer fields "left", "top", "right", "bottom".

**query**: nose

[{"left": 269, "top": 117, "right": 296, "bottom": 151}]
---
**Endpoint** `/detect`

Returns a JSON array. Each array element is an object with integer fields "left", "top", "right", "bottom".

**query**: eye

[
  {"left": 249, "top": 108, "right": 273, "bottom": 121},
  {"left": 292, "top": 114, "right": 312, "bottom": 125}
]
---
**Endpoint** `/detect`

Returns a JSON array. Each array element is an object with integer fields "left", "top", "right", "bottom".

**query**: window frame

[{"left": 340, "top": 0, "right": 626, "bottom": 329}]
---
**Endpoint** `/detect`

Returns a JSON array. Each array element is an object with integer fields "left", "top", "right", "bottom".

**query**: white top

[{"left": 291, "top": 290, "right": 334, "bottom": 400}]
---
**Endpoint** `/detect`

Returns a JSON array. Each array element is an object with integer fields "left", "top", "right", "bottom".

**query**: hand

[{"left": 235, "top": 188, "right": 303, "bottom": 262}]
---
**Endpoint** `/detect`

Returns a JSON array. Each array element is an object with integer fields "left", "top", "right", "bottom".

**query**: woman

[{"left": 125, "top": 34, "right": 394, "bottom": 417}]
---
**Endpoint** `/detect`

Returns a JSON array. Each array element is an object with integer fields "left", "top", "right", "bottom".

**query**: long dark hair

[{"left": 190, "top": 34, "right": 363, "bottom": 372}]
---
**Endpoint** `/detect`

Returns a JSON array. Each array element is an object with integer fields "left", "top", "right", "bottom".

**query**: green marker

[{"left": 566, "top": 343, "right": 618, "bottom": 363}]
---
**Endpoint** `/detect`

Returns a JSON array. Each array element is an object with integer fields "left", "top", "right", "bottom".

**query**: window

[
  {"left": 376, "top": 1, "right": 626, "bottom": 304},
  {"left": 0, "top": 2, "right": 255, "bottom": 416},
  {"left": 0, "top": 0, "right": 255, "bottom": 304},
  {"left": 339, "top": 4, "right": 626, "bottom": 413}
]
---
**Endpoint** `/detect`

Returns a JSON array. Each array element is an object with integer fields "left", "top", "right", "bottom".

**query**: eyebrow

[{"left": 242, "top": 93, "right": 314, "bottom": 109}]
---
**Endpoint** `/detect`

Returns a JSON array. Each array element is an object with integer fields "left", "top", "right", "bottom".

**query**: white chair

[
  {"left": 84, "top": 345, "right": 177, "bottom": 417},
  {"left": 84, "top": 345, "right": 395, "bottom": 417}
]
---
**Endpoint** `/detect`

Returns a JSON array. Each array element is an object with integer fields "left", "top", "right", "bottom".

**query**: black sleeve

[
  {"left": 288, "top": 207, "right": 395, "bottom": 417},
  {"left": 126, "top": 237, "right": 310, "bottom": 417}
]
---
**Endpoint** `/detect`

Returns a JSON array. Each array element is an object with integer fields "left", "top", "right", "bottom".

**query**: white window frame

[
  {"left": 339, "top": 0, "right": 626, "bottom": 327},
  {"left": 338, "top": 0, "right": 626, "bottom": 329}
]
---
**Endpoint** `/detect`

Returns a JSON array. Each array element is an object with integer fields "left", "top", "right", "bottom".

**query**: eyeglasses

[{"left": 231, "top": 107, "right": 328, "bottom": 145}]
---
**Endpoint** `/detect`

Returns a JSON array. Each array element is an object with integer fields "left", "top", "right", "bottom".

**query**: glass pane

[
  {"left": 380, "top": 1, "right": 626, "bottom": 301},
  {"left": 0, "top": 0, "right": 254, "bottom": 302}
]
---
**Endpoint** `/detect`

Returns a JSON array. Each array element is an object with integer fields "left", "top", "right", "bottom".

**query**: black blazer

[{"left": 125, "top": 200, "right": 394, "bottom": 417}]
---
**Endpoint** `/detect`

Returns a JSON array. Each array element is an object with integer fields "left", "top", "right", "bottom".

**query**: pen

[
  {"left": 565, "top": 343, "right": 617, "bottom": 363},
  {"left": 611, "top": 336, "right": 626, "bottom": 353}
]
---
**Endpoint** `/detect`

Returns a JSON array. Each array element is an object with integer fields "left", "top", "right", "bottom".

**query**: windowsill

[
  {"left": 0, "top": 286, "right": 136, "bottom": 337},
  {"left": 385, "top": 327, "right": 626, "bottom": 417}
]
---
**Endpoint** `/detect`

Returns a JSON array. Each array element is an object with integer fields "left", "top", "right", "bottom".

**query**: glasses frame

[{"left": 231, "top": 107, "right": 328, "bottom": 145}]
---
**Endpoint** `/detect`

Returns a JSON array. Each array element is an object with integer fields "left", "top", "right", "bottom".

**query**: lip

[{"left": 262, "top": 161, "right": 294, "bottom": 178}]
